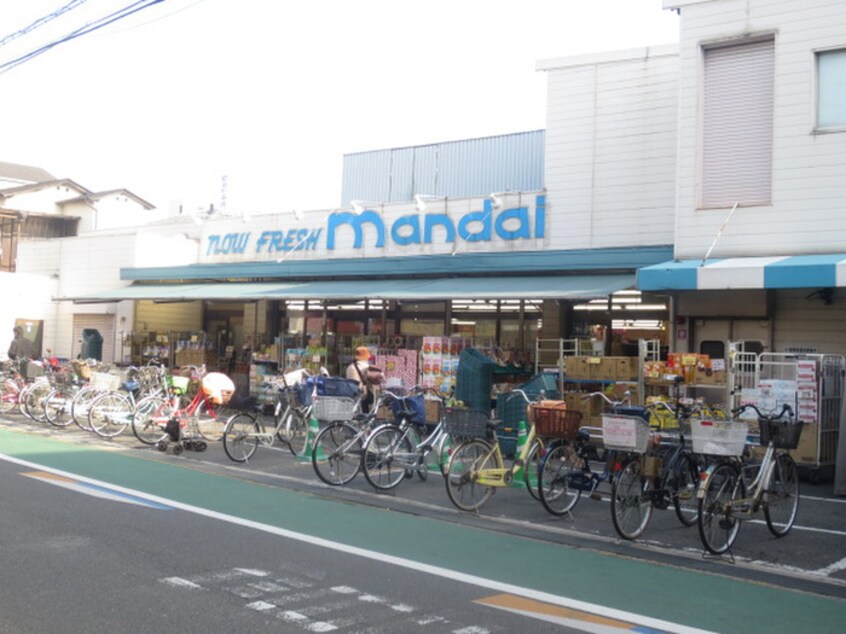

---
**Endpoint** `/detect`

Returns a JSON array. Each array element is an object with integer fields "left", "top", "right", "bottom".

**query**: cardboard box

[
  {"left": 565, "top": 356, "right": 590, "bottom": 380},
  {"left": 694, "top": 367, "right": 727, "bottom": 385},
  {"left": 425, "top": 399, "right": 442, "bottom": 424},
  {"left": 615, "top": 357, "right": 638, "bottom": 381},
  {"left": 594, "top": 357, "right": 616, "bottom": 381},
  {"left": 790, "top": 422, "right": 819, "bottom": 465}
]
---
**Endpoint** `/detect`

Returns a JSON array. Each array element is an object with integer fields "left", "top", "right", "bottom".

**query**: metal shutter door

[
  {"left": 702, "top": 39, "right": 774, "bottom": 208},
  {"left": 72, "top": 315, "right": 116, "bottom": 363}
]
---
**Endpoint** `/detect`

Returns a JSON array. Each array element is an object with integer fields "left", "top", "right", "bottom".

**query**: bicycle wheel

[
  {"left": 363, "top": 425, "right": 414, "bottom": 490},
  {"left": 193, "top": 399, "right": 226, "bottom": 442},
  {"left": 764, "top": 453, "right": 800, "bottom": 537},
  {"left": 445, "top": 439, "right": 499, "bottom": 512},
  {"left": 88, "top": 392, "right": 133, "bottom": 438},
  {"left": 539, "top": 443, "right": 582, "bottom": 516},
  {"left": 283, "top": 408, "right": 310, "bottom": 457},
  {"left": 523, "top": 438, "right": 543, "bottom": 500},
  {"left": 672, "top": 452, "right": 701, "bottom": 527},
  {"left": 223, "top": 412, "right": 261, "bottom": 463},
  {"left": 44, "top": 387, "right": 74, "bottom": 428},
  {"left": 71, "top": 387, "right": 102, "bottom": 431},
  {"left": 0, "top": 380, "right": 21, "bottom": 414},
  {"left": 312, "top": 422, "right": 363, "bottom": 486},
  {"left": 131, "top": 395, "right": 172, "bottom": 445},
  {"left": 697, "top": 462, "right": 745, "bottom": 555},
  {"left": 22, "top": 381, "right": 52, "bottom": 423},
  {"left": 611, "top": 457, "right": 654, "bottom": 540}
]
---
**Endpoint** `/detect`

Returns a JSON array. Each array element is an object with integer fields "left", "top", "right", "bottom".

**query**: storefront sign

[{"left": 204, "top": 195, "right": 546, "bottom": 258}]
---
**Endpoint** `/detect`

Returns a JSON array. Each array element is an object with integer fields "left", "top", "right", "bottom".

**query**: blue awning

[
  {"left": 59, "top": 273, "right": 635, "bottom": 303},
  {"left": 638, "top": 254, "right": 846, "bottom": 291}
]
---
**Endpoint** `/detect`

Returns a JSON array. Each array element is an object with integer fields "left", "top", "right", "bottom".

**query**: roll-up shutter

[
  {"left": 702, "top": 38, "right": 774, "bottom": 208},
  {"left": 72, "top": 314, "right": 116, "bottom": 363}
]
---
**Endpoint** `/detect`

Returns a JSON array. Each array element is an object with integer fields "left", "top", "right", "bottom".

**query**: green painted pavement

[{"left": 1, "top": 429, "right": 843, "bottom": 633}]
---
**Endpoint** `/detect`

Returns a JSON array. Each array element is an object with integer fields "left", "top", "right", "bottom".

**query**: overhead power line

[
  {"left": 0, "top": 0, "right": 166, "bottom": 76},
  {"left": 0, "top": 0, "right": 90, "bottom": 49}
]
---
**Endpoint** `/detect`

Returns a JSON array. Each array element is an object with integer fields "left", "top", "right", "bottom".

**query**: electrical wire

[
  {"left": 0, "top": 0, "right": 90, "bottom": 49},
  {"left": 0, "top": 0, "right": 165, "bottom": 75}
]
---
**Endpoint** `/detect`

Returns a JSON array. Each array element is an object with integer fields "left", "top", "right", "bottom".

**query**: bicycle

[
  {"left": 360, "top": 388, "right": 449, "bottom": 490},
  {"left": 609, "top": 400, "right": 706, "bottom": 540},
  {"left": 221, "top": 376, "right": 313, "bottom": 463},
  {"left": 696, "top": 403, "right": 801, "bottom": 555},
  {"left": 131, "top": 366, "right": 232, "bottom": 452},
  {"left": 310, "top": 393, "right": 385, "bottom": 486},
  {"left": 443, "top": 389, "right": 553, "bottom": 513},
  {"left": 87, "top": 367, "right": 168, "bottom": 438},
  {"left": 537, "top": 391, "right": 649, "bottom": 517}
]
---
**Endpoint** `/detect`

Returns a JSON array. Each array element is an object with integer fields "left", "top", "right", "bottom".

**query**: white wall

[
  {"left": 672, "top": 0, "right": 846, "bottom": 258},
  {"left": 0, "top": 271, "right": 57, "bottom": 360},
  {"left": 0, "top": 183, "right": 85, "bottom": 214},
  {"left": 538, "top": 46, "right": 679, "bottom": 250}
]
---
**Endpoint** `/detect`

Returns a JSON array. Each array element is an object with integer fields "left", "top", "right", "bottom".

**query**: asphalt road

[{"left": 1, "top": 413, "right": 844, "bottom": 634}]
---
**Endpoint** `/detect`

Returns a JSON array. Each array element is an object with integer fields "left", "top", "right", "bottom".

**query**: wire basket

[
  {"left": 89, "top": 371, "right": 121, "bottom": 392},
  {"left": 277, "top": 385, "right": 302, "bottom": 410},
  {"left": 443, "top": 407, "right": 490, "bottom": 438},
  {"left": 312, "top": 396, "right": 358, "bottom": 422},
  {"left": 531, "top": 405, "right": 583, "bottom": 439},
  {"left": 759, "top": 419, "right": 803, "bottom": 450},
  {"left": 602, "top": 414, "right": 651, "bottom": 453},
  {"left": 690, "top": 419, "right": 749, "bottom": 456}
]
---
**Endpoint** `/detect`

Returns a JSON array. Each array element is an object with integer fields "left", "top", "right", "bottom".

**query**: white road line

[
  {"left": 161, "top": 577, "right": 203, "bottom": 589},
  {"left": 815, "top": 556, "right": 846, "bottom": 576},
  {"left": 0, "top": 452, "right": 715, "bottom": 634}
]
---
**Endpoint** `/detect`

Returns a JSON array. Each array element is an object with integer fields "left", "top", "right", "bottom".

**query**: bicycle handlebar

[
  {"left": 504, "top": 388, "right": 544, "bottom": 404},
  {"left": 731, "top": 402, "right": 794, "bottom": 421},
  {"left": 581, "top": 391, "right": 631, "bottom": 407}
]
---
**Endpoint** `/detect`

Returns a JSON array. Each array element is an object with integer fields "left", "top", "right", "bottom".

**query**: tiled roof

[{"left": 0, "top": 160, "right": 55, "bottom": 184}]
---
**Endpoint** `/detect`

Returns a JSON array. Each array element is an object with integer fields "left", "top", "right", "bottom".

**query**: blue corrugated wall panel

[{"left": 341, "top": 130, "right": 545, "bottom": 205}]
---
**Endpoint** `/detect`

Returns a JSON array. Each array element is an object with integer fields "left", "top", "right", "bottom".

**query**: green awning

[{"left": 58, "top": 274, "right": 634, "bottom": 303}]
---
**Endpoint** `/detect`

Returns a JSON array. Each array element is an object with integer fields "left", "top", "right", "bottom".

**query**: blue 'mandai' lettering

[
  {"left": 391, "top": 215, "right": 421, "bottom": 246},
  {"left": 457, "top": 199, "right": 493, "bottom": 242},
  {"left": 423, "top": 214, "right": 456, "bottom": 244},
  {"left": 326, "top": 210, "right": 385, "bottom": 249}
]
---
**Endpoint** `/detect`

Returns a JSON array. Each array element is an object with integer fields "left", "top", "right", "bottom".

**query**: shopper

[
  {"left": 8, "top": 326, "right": 33, "bottom": 361},
  {"left": 346, "top": 345, "right": 376, "bottom": 413}
]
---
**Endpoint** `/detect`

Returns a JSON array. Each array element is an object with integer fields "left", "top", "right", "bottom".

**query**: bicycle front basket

[
  {"left": 759, "top": 419, "right": 803, "bottom": 450},
  {"left": 443, "top": 407, "right": 489, "bottom": 439},
  {"left": 531, "top": 405, "right": 582, "bottom": 439},
  {"left": 602, "top": 414, "right": 651, "bottom": 453},
  {"left": 312, "top": 396, "right": 358, "bottom": 422}
]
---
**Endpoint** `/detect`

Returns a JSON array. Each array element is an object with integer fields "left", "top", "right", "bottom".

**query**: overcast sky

[{"left": 1, "top": 0, "right": 679, "bottom": 216}]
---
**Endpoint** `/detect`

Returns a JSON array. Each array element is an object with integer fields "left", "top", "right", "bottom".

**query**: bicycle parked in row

[
  {"left": 696, "top": 403, "right": 801, "bottom": 556},
  {"left": 444, "top": 389, "right": 554, "bottom": 513},
  {"left": 360, "top": 388, "right": 449, "bottom": 490}
]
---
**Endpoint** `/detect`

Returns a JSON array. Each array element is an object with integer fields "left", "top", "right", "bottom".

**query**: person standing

[
  {"left": 8, "top": 326, "right": 33, "bottom": 361},
  {"left": 346, "top": 346, "right": 374, "bottom": 413}
]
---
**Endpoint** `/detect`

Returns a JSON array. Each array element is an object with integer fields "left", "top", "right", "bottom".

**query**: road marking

[
  {"left": 814, "top": 556, "right": 846, "bottom": 576},
  {"left": 1, "top": 453, "right": 715, "bottom": 634},
  {"left": 21, "top": 471, "right": 173, "bottom": 510},
  {"left": 478, "top": 593, "right": 678, "bottom": 633},
  {"left": 161, "top": 577, "right": 203, "bottom": 589}
]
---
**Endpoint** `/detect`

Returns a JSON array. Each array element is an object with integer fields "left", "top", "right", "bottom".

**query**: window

[
  {"left": 818, "top": 49, "right": 846, "bottom": 129},
  {"left": 701, "top": 38, "right": 775, "bottom": 208}
]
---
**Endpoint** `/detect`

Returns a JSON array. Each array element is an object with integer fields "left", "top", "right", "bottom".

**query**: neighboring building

[
  {"left": 638, "top": 0, "right": 846, "bottom": 357},
  {"left": 0, "top": 161, "right": 161, "bottom": 357}
]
